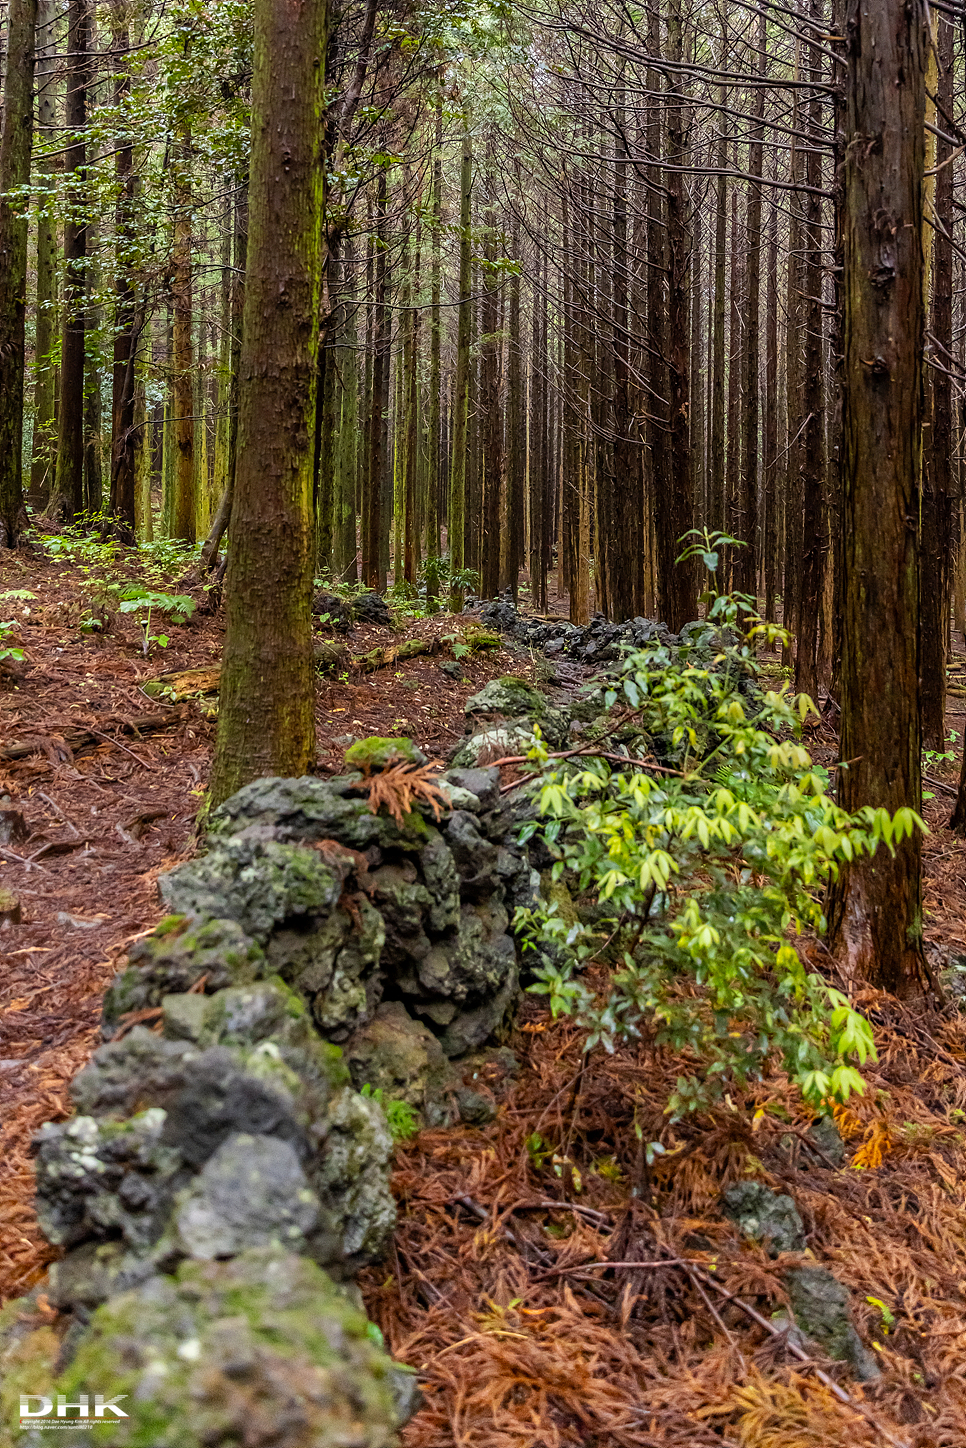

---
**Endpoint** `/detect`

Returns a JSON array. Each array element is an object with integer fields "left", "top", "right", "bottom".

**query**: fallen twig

[{"left": 0, "top": 709, "right": 186, "bottom": 763}]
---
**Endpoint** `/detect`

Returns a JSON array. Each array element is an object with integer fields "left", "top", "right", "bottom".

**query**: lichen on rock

[{"left": 15, "top": 1249, "right": 415, "bottom": 1448}]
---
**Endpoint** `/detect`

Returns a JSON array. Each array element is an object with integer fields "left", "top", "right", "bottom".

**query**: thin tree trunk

[
  {"left": 709, "top": 57, "right": 728, "bottom": 535},
  {"left": 48, "top": 0, "right": 90, "bottom": 523},
  {"left": 738, "top": 10, "right": 765, "bottom": 601},
  {"left": 363, "top": 163, "right": 388, "bottom": 592},
  {"left": 107, "top": 10, "right": 138, "bottom": 542},
  {"left": 923, "top": 13, "right": 954, "bottom": 751},
  {"left": 796, "top": 0, "right": 828, "bottom": 699},
  {"left": 664, "top": 0, "right": 696, "bottom": 628},
  {"left": 201, "top": 175, "right": 247, "bottom": 570},
  {"left": 424, "top": 93, "right": 443, "bottom": 606},
  {"left": 480, "top": 134, "right": 502, "bottom": 600},
  {"left": 448, "top": 126, "right": 472, "bottom": 610},
  {"left": 28, "top": 0, "right": 58, "bottom": 509},
  {"left": 171, "top": 121, "right": 196, "bottom": 540},
  {"left": 0, "top": 0, "right": 39, "bottom": 545}
]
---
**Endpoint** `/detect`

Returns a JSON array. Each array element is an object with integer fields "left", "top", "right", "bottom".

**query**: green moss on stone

[
  {"left": 344, "top": 736, "right": 425, "bottom": 772},
  {"left": 47, "top": 1249, "right": 403, "bottom": 1448}
]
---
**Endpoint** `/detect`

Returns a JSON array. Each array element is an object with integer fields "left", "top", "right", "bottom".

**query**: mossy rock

[
  {"left": 102, "top": 917, "right": 265, "bottom": 1040},
  {"left": 344, "top": 736, "right": 428, "bottom": 772},
  {"left": 23, "top": 1249, "right": 413, "bottom": 1447},
  {"left": 462, "top": 628, "right": 502, "bottom": 650},
  {"left": 465, "top": 676, "right": 547, "bottom": 721}
]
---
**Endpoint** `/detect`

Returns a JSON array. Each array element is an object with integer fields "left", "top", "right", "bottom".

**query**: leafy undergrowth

[{"left": 364, "top": 982, "right": 966, "bottom": 1447}]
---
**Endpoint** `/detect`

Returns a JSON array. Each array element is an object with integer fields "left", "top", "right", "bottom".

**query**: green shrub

[{"left": 514, "top": 582, "right": 923, "bottom": 1119}]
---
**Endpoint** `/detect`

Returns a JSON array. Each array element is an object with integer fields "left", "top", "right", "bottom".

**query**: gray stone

[
  {"left": 209, "top": 773, "right": 429, "bottom": 852},
  {"left": 174, "top": 1133, "right": 321, "bottom": 1259},
  {"left": 343, "top": 1001, "right": 457, "bottom": 1127},
  {"left": 438, "top": 961, "right": 519, "bottom": 1057},
  {"left": 414, "top": 832, "right": 459, "bottom": 935},
  {"left": 159, "top": 836, "right": 344, "bottom": 942},
  {"left": 444, "top": 810, "right": 500, "bottom": 900},
  {"left": 34, "top": 1108, "right": 182, "bottom": 1251},
  {"left": 786, "top": 1266, "right": 880, "bottom": 1381},
  {"left": 454, "top": 1086, "right": 496, "bottom": 1125},
  {"left": 162, "top": 991, "right": 209, "bottom": 1042},
  {"left": 449, "top": 723, "right": 537, "bottom": 770},
  {"left": 722, "top": 1181, "right": 806, "bottom": 1256},
  {"left": 371, "top": 860, "right": 434, "bottom": 963},
  {"left": 465, "top": 676, "right": 548, "bottom": 721},
  {"left": 101, "top": 916, "right": 265, "bottom": 1039},
  {"left": 807, "top": 1114, "right": 847, "bottom": 1167},
  {"left": 441, "top": 766, "right": 501, "bottom": 811},
  {"left": 352, "top": 591, "right": 392, "bottom": 625},
  {"left": 42, "top": 1248, "right": 413, "bottom": 1448},
  {"left": 43, "top": 1029, "right": 395, "bottom": 1293},
  {"left": 265, "top": 892, "right": 385, "bottom": 1039}
]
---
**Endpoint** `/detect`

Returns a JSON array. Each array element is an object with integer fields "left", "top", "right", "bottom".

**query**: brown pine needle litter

[
  {"left": 354, "top": 758, "right": 450, "bottom": 826},
  {"left": 358, "top": 974, "right": 966, "bottom": 1447}
]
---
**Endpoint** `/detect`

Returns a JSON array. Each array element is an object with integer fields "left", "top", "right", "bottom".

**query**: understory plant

[{"left": 514, "top": 564, "right": 923, "bottom": 1119}]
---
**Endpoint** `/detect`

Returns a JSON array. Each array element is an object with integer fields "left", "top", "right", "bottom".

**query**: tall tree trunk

[
  {"left": 827, "top": 0, "right": 926, "bottom": 994},
  {"left": 107, "top": 9, "right": 138, "bottom": 541},
  {"left": 0, "top": 0, "right": 39, "bottom": 545},
  {"left": 709, "top": 56, "right": 728, "bottom": 535},
  {"left": 333, "top": 229, "right": 358, "bottom": 581},
  {"left": 424, "top": 93, "right": 443, "bottom": 606},
  {"left": 763, "top": 184, "right": 780, "bottom": 623},
  {"left": 737, "top": 10, "right": 765, "bottom": 601},
  {"left": 664, "top": 0, "right": 696, "bottom": 628},
  {"left": 796, "top": 0, "right": 828, "bottom": 698},
  {"left": 448, "top": 126, "right": 472, "bottom": 610},
  {"left": 28, "top": 0, "right": 58, "bottom": 509},
  {"left": 201, "top": 175, "right": 247, "bottom": 569},
  {"left": 923, "top": 13, "right": 954, "bottom": 752},
  {"left": 479, "top": 134, "right": 502, "bottom": 601},
  {"left": 503, "top": 186, "right": 524, "bottom": 599},
  {"left": 362, "top": 163, "right": 388, "bottom": 592},
  {"left": 48, "top": 0, "right": 90, "bottom": 523},
  {"left": 209, "top": 0, "right": 326, "bottom": 806},
  {"left": 782, "top": 78, "right": 803, "bottom": 665},
  {"left": 171, "top": 121, "right": 196, "bottom": 540}
]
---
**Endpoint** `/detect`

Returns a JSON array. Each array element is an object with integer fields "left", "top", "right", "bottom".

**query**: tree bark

[
  {"left": 363, "top": 162, "right": 389, "bottom": 592},
  {"left": 107, "top": 10, "right": 138, "bottom": 542},
  {"left": 448, "top": 125, "right": 472, "bottom": 610},
  {"left": 923, "top": 13, "right": 954, "bottom": 752},
  {"left": 479, "top": 134, "right": 503, "bottom": 601},
  {"left": 663, "top": 0, "right": 696, "bottom": 628},
  {"left": 171, "top": 121, "right": 196, "bottom": 541},
  {"left": 796, "top": 0, "right": 828, "bottom": 699},
  {"left": 27, "top": 0, "right": 58, "bottom": 510},
  {"left": 0, "top": 0, "right": 39, "bottom": 546},
  {"left": 737, "top": 12, "right": 765, "bottom": 602},
  {"left": 209, "top": 0, "right": 326, "bottom": 806},
  {"left": 827, "top": 0, "right": 926, "bottom": 994}
]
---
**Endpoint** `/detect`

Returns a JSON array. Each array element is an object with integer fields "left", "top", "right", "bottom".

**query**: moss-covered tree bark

[
  {"left": 209, "top": 0, "right": 326, "bottom": 808},
  {"left": 0, "top": 0, "right": 40, "bottom": 546},
  {"left": 827, "top": 0, "right": 926, "bottom": 994}
]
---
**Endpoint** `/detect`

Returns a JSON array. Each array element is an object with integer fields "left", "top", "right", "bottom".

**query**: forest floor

[{"left": 4, "top": 539, "right": 966, "bottom": 1446}]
